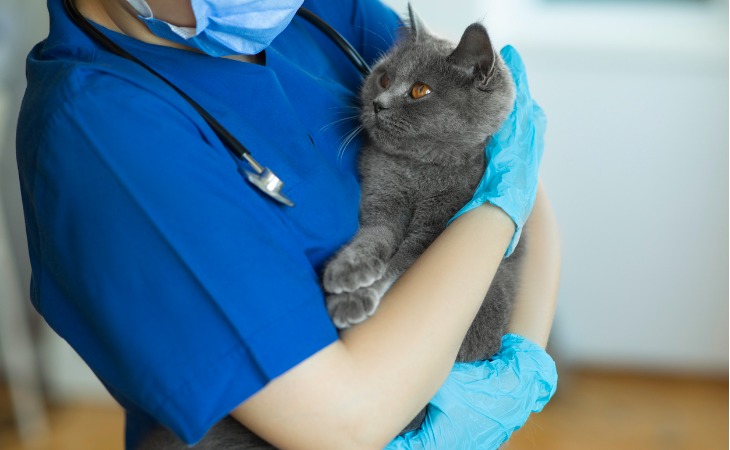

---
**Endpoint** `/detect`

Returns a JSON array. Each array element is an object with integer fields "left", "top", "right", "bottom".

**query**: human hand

[
  {"left": 449, "top": 45, "right": 546, "bottom": 257},
  {"left": 384, "top": 334, "right": 557, "bottom": 450}
]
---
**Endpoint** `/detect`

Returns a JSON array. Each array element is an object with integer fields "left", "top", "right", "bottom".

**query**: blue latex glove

[
  {"left": 385, "top": 334, "right": 557, "bottom": 450},
  {"left": 449, "top": 45, "right": 546, "bottom": 257}
]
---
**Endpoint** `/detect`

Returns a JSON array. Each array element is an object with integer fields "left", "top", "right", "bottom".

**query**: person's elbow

[{"left": 230, "top": 341, "right": 400, "bottom": 450}]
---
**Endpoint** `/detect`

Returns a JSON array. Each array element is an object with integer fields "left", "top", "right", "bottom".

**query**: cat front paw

[
  {"left": 326, "top": 287, "right": 381, "bottom": 329},
  {"left": 323, "top": 249, "right": 386, "bottom": 294}
]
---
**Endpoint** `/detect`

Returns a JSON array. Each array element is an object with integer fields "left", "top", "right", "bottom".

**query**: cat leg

[
  {"left": 322, "top": 175, "right": 413, "bottom": 296},
  {"left": 323, "top": 221, "right": 409, "bottom": 329},
  {"left": 384, "top": 227, "right": 440, "bottom": 278},
  {"left": 326, "top": 227, "right": 439, "bottom": 328}
]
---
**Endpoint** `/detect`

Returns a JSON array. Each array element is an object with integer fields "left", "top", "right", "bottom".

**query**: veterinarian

[{"left": 16, "top": 0, "right": 560, "bottom": 448}]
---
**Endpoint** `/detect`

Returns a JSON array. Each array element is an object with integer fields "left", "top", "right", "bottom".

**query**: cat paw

[
  {"left": 326, "top": 288, "right": 381, "bottom": 329},
  {"left": 323, "top": 250, "right": 386, "bottom": 294}
]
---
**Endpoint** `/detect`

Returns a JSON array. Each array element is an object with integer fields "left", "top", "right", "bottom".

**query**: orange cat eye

[{"left": 410, "top": 82, "right": 431, "bottom": 99}]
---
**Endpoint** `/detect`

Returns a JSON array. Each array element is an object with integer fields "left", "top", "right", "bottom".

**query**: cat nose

[{"left": 373, "top": 101, "right": 389, "bottom": 114}]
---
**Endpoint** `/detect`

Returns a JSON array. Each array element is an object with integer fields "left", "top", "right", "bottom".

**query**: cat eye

[
  {"left": 379, "top": 72, "right": 390, "bottom": 89},
  {"left": 410, "top": 82, "right": 432, "bottom": 99}
]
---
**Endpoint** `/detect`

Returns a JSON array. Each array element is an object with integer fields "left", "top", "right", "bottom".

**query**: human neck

[{"left": 72, "top": 0, "right": 264, "bottom": 64}]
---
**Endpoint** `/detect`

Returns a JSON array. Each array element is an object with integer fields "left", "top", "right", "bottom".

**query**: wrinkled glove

[
  {"left": 385, "top": 334, "right": 557, "bottom": 450},
  {"left": 449, "top": 45, "right": 546, "bottom": 257}
]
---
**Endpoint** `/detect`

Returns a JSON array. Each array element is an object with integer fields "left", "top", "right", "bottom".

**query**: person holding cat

[{"left": 16, "top": 0, "right": 560, "bottom": 449}]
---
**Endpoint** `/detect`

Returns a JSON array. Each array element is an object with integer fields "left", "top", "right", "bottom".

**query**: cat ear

[
  {"left": 448, "top": 23, "right": 497, "bottom": 91},
  {"left": 407, "top": 3, "right": 428, "bottom": 41}
]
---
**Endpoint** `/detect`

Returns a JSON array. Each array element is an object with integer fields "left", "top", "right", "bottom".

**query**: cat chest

[
  {"left": 360, "top": 149, "right": 484, "bottom": 223},
  {"left": 375, "top": 165, "right": 480, "bottom": 225}
]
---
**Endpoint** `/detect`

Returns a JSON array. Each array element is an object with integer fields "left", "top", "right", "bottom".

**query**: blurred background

[{"left": 0, "top": 0, "right": 727, "bottom": 449}]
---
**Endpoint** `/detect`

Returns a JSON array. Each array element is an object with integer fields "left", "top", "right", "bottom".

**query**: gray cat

[
  {"left": 321, "top": 6, "right": 521, "bottom": 435},
  {"left": 139, "top": 8, "right": 521, "bottom": 449},
  {"left": 324, "top": 9, "right": 519, "bottom": 362}
]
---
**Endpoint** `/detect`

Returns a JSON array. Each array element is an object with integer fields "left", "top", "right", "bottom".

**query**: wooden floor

[
  {"left": 505, "top": 370, "right": 728, "bottom": 450},
  {"left": 0, "top": 369, "right": 727, "bottom": 450}
]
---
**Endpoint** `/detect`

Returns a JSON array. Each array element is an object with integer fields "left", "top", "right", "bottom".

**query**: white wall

[{"left": 387, "top": 0, "right": 729, "bottom": 374}]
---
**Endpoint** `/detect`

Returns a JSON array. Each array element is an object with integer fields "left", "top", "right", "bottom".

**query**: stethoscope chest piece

[{"left": 245, "top": 168, "right": 295, "bottom": 207}]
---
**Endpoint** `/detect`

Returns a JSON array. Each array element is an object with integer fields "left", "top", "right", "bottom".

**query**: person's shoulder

[
  {"left": 301, "top": 0, "right": 354, "bottom": 17},
  {"left": 301, "top": 0, "right": 398, "bottom": 30},
  {"left": 26, "top": 44, "right": 174, "bottom": 117},
  {"left": 303, "top": 0, "right": 394, "bottom": 15},
  {"left": 19, "top": 45, "right": 192, "bottom": 152},
  {"left": 300, "top": 0, "right": 402, "bottom": 63}
]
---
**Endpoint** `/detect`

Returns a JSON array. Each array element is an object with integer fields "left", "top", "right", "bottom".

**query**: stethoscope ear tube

[{"left": 296, "top": 8, "right": 371, "bottom": 77}]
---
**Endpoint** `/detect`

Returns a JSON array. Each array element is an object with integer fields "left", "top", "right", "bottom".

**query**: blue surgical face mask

[{"left": 125, "top": 0, "right": 304, "bottom": 57}]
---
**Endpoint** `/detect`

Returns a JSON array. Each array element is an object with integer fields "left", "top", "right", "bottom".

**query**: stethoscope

[{"left": 62, "top": 0, "right": 372, "bottom": 207}]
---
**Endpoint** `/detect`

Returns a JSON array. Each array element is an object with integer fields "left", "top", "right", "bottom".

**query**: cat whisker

[
  {"left": 337, "top": 125, "right": 364, "bottom": 163},
  {"left": 362, "top": 45, "right": 388, "bottom": 63},
  {"left": 329, "top": 98, "right": 361, "bottom": 108},
  {"left": 379, "top": 21, "right": 396, "bottom": 46},
  {"left": 326, "top": 112, "right": 361, "bottom": 121},
  {"left": 342, "top": 124, "right": 364, "bottom": 150},
  {"left": 357, "top": 24, "right": 392, "bottom": 50},
  {"left": 320, "top": 115, "right": 360, "bottom": 132},
  {"left": 326, "top": 108, "right": 362, "bottom": 118},
  {"left": 328, "top": 105, "right": 360, "bottom": 111}
]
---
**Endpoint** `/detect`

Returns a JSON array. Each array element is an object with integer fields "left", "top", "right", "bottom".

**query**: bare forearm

[
  {"left": 232, "top": 204, "right": 514, "bottom": 449},
  {"left": 339, "top": 204, "right": 514, "bottom": 441},
  {"left": 508, "top": 184, "right": 561, "bottom": 348}
]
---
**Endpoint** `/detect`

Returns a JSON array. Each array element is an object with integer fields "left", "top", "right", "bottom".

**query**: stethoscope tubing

[
  {"left": 61, "top": 0, "right": 371, "bottom": 207},
  {"left": 296, "top": 7, "right": 371, "bottom": 78}
]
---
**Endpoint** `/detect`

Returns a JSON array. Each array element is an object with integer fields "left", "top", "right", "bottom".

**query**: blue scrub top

[{"left": 16, "top": 0, "right": 400, "bottom": 446}]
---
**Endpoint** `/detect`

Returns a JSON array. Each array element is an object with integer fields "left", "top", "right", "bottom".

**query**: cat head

[{"left": 360, "top": 6, "right": 516, "bottom": 163}]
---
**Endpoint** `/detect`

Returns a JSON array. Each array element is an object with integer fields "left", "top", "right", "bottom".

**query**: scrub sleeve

[{"left": 16, "top": 0, "right": 401, "bottom": 447}]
